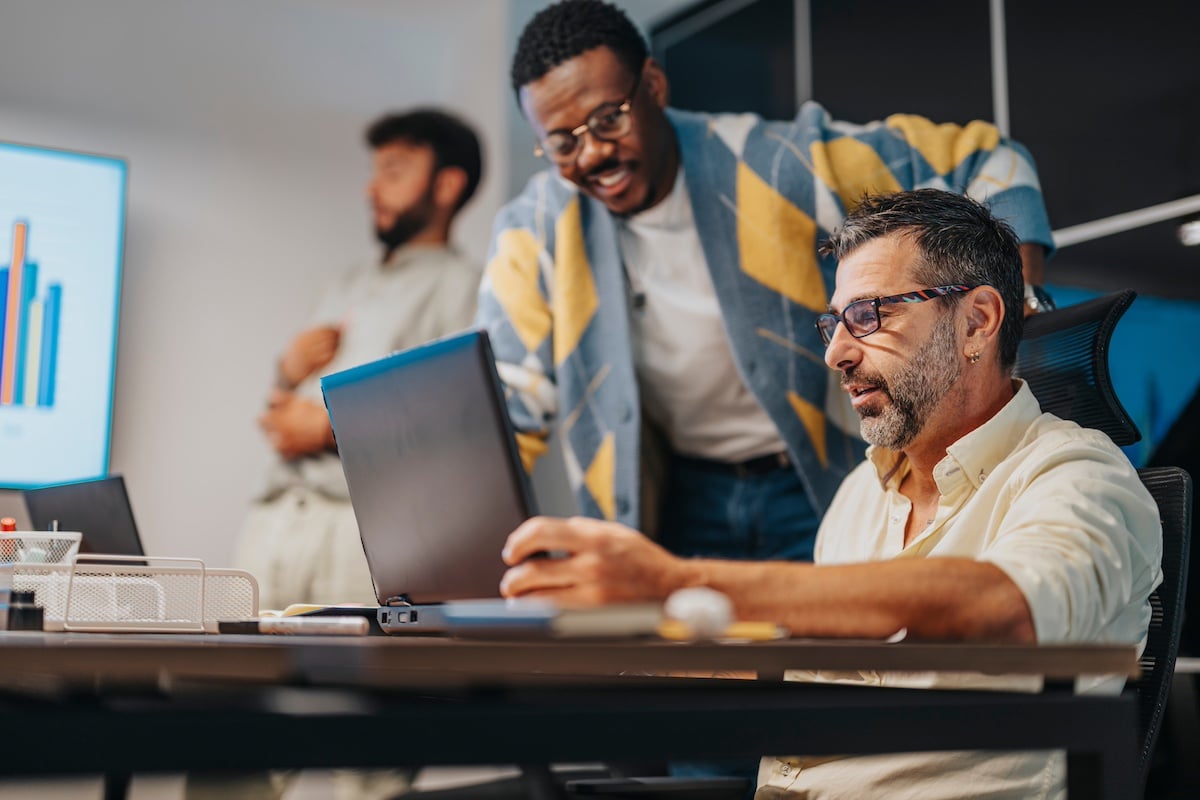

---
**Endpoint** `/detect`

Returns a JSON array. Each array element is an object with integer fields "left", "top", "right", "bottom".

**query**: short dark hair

[
  {"left": 820, "top": 189, "right": 1025, "bottom": 369},
  {"left": 511, "top": 0, "right": 648, "bottom": 94},
  {"left": 365, "top": 109, "right": 483, "bottom": 211}
]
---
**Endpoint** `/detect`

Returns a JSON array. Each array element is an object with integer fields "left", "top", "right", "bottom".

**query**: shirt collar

[
  {"left": 866, "top": 379, "right": 1041, "bottom": 491},
  {"left": 381, "top": 242, "right": 452, "bottom": 271}
]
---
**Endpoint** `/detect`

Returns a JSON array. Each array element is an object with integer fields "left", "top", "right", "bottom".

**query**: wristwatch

[{"left": 1024, "top": 284, "right": 1057, "bottom": 314}]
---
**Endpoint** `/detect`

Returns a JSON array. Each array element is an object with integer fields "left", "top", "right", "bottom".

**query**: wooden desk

[{"left": 0, "top": 633, "right": 1139, "bottom": 798}]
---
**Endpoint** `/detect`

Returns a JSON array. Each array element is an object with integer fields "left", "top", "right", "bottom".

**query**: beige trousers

[{"left": 234, "top": 487, "right": 377, "bottom": 611}]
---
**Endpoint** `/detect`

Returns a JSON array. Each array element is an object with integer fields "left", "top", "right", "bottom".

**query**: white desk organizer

[
  {"left": 12, "top": 553, "right": 259, "bottom": 633},
  {"left": 0, "top": 531, "right": 82, "bottom": 564}
]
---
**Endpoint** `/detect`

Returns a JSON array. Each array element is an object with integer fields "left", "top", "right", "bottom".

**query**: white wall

[{"left": 0, "top": 0, "right": 509, "bottom": 565}]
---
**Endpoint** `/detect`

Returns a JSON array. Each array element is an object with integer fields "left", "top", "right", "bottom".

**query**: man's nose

[
  {"left": 575, "top": 131, "right": 616, "bottom": 173},
  {"left": 823, "top": 321, "right": 861, "bottom": 371}
]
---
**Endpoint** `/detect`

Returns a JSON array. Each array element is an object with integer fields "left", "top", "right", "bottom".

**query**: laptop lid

[
  {"left": 22, "top": 475, "right": 146, "bottom": 556},
  {"left": 321, "top": 330, "right": 537, "bottom": 605}
]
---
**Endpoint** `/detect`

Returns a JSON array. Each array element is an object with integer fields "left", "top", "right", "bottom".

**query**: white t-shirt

[{"left": 617, "top": 167, "right": 785, "bottom": 462}]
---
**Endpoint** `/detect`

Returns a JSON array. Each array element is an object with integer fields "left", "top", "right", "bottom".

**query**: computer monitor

[{"left": 0, "top": 141, "right": 127, "bottom": 487}]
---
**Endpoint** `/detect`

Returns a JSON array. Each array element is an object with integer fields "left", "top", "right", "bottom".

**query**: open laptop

[
  {"left": 321, "top": 329, "right": 537, "bottom": 633},
  {"left": 22, "top": 475, "right": 146, "bottom": 556}
]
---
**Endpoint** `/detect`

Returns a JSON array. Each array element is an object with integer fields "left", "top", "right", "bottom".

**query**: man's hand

[
  {"left": 278, "top": 325, "right": 341, "bottom": 388},
  {"left": 258, "top": 389, "right": 336, "bottom": 460},
  {"left": 1019, "top": 243, "right": 1048, "bottom": 318},
  {"left": 500, "top": 516, "right": 682, "bottom": 605}
]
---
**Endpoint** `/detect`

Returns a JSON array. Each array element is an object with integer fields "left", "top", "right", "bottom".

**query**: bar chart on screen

[
  {"left": 0, "top": 142, "right": 126, "bottom": 488},
  {"left": 1, "top": 221, "right": 63, "bottom": 409}
]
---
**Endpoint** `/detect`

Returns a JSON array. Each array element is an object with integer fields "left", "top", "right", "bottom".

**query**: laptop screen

[
  {"left": 23, "top": 475, "right": 145, "bottom": 556},
  {"left": 321, "top": 330, "right": 536, "bottom": 605}
]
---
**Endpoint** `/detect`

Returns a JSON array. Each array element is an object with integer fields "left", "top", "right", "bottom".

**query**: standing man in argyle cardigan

[{"left": 479, "top": 0, "right": 1054, "bottom": 567}]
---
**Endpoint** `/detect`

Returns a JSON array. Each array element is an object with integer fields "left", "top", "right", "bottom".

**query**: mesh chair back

[
  {"left": 1133, "top": 466, "right": 1193, "bottom": 788},
  {"left": 1013, "top": 289, "right": 1141, "bottom": 446}
]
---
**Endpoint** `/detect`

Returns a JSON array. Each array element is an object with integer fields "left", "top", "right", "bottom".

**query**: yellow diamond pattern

[
  {"left": 736, "top": 162, "right": 827, "bottom": 313},
  {"left": 552, "top": 197, "right": 599, "bottom": 367},
  {"left": 787, "top": 390, "right": 827, "bottom": 468},
  {"left": 514, "top": 432, "right": 549, "bottom": 474},
  {"left": 810, "top": 137, "right": 902, "bottom": 213},
  {"left": 485, "top": 228, "right": 551, "bottom": 354},
  {"left": 584, "top": 431, "right": 617, "bottom": 521},
  {"left": 885, "top": 115, "right": 1001, "bottom": 176}
]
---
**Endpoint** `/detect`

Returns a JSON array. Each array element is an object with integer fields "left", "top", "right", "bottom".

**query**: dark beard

[{"left": 375, "top": 189, "right": 436, "bottom": 261}]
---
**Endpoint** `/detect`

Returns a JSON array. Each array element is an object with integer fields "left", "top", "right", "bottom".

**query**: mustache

[
  {"left": 842, "top": 370, "right": 888, "bottom": 393},
  {"left": 585, "top": 159, "right": 624, "bottom": 179}
]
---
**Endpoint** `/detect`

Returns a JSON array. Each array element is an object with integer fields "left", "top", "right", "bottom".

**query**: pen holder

[{"left": 0, "top": 532, "right": 82, "bottom": 565}]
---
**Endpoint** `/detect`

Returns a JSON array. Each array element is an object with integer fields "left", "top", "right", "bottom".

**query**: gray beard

[{"left": 858, "top": 312, "right": 962, "bottom": 450}]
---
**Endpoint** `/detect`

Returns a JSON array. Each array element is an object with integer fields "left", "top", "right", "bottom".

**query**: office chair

[
  {"left": 1012, "top": 288, "right": 1140, "bottom": 446},
  {"left": 1132, "top": 467, "right": 1193, "bottom": 792},
  {"left": 1014, "top": 289, "right": 1192, "bottom": 793}
]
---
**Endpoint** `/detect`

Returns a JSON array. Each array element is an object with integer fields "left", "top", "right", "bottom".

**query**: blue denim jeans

[
  {"left": 657, "top": 452, "right": 818, "bottom": 796},
  {"left": 658, "top": 453, "right": 818, "bottom": 562}
]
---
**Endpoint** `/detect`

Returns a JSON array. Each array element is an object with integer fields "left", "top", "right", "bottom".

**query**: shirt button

[{"left": 779, "top": 764, "right": 791, "bottom": 776}]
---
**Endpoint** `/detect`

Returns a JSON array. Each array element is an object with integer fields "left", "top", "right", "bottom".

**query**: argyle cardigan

[{"left": 477, "top": 103, "right": 1053, "bottom": 529}]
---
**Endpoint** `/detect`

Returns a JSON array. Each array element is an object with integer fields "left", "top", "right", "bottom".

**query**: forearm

[
  {"left": 670, "top": 557, "right": 1036, "bottom": 643},
  {"left": 1019, "top": 242, "right": 1047, "bottom": 286},
  {"left": 275, "top": 360, "right": 300, "bottom": 391}
]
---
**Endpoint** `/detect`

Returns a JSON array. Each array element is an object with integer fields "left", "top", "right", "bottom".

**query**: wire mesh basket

[
  {"left": 13, "top": 555, "right": 259, "bottom": 633},
  {"left": 0, "top": 531, "right": 82, "bottom": 564}
]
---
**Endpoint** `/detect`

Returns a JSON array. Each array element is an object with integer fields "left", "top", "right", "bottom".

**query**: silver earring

[{"left": 968, "top": 351, "right": 981, "bottom": 364}]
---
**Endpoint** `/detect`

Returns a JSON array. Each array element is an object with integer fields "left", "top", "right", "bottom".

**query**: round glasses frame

[
  {"left": 815, "top": 284, "right": 975, "bottom": 347},
  {"left": 533, "top": 72, "right": 642, "bottom": 164}
]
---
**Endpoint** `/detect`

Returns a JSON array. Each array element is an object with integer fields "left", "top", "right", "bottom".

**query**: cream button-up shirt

[{"left": 758, "top": 381, "right": 1163, "bottom": 800}]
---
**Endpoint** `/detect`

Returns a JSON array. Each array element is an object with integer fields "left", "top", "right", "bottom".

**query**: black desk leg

[
  {"left": 1067, "top": 746, "right": 1137, "bottom": 799},
  {"left": 104, "top": 772, "right": 131, "bottom": 800}
]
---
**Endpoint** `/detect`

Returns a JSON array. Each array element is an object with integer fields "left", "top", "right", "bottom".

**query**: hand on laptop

[
  {"left": 500, "top": 516, "right": 682, "bottom": 606},
  {"left": 259, "top": 389, "right": 337, "bottom": 460}
]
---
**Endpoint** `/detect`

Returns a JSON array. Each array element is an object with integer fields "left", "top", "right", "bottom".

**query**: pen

[{"left": 218, "top": 616, "right": 369, "bottom": 636}]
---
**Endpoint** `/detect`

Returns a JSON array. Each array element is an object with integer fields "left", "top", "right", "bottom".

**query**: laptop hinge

[{"left": 385, "top": 595, "right": 413, "bottom": 607}]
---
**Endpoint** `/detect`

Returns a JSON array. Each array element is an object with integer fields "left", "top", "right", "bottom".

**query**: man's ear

[
  {"left": 963, "top": 285, "right": 1005, "bottom": 354},
  {"left": 643, "top": 58, "right": 670, "bottom": 108},
  {"left": 433, "top": 166, "right": 468, "bottom": 212}
]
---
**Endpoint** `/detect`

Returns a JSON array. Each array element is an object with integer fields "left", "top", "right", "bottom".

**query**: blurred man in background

[{"left": 236, "top": 108, "right": 483, "bottom": 613}]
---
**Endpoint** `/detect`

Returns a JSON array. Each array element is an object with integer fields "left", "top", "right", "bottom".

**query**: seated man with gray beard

[{"left": 497, "top": 189, "right": 1163, "bottom": 799}]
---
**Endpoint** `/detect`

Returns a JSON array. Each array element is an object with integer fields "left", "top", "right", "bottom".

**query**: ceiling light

[{"left": 1179, "top": 219, "right": 1200, "bottom": 247}]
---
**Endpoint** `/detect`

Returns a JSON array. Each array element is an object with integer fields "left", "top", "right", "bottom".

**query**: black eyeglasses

[
  {"left": 533, "top": 71, "right": 642, "bottom": 164},
  {"left": 815, "top": 285, "right": 975, "bottom": 347}
]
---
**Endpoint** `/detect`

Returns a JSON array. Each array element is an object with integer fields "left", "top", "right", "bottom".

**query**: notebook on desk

[{"left": 320, "top": 329, "right": 537, "bottom": 634}]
